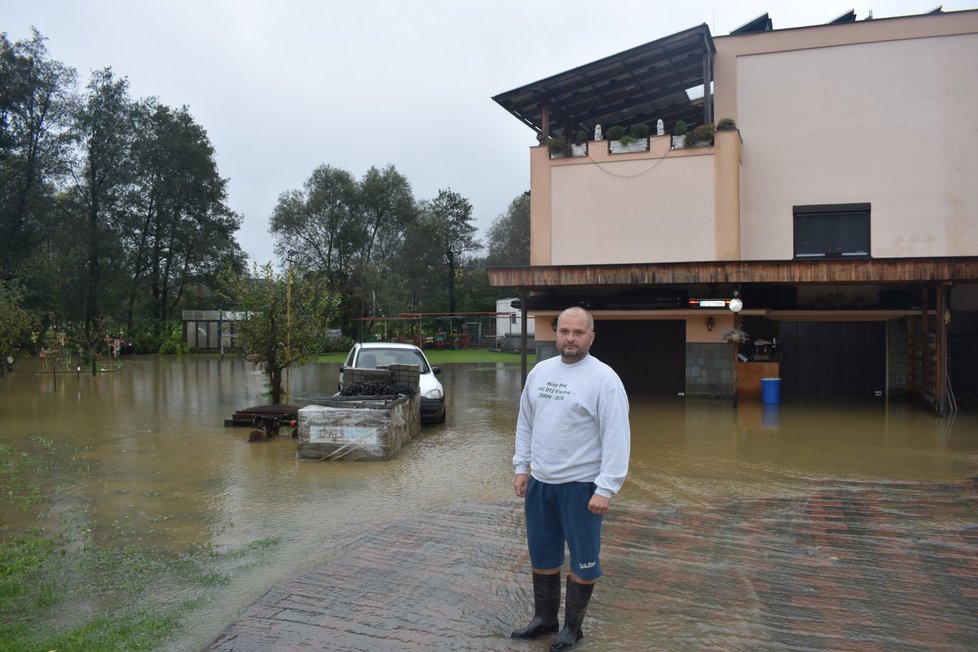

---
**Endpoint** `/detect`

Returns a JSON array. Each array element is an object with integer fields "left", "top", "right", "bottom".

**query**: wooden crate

[{"left": 296, "top": 394, "right": 420, "bottom": 461}]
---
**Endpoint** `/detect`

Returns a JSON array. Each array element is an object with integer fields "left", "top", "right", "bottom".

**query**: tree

[
  {"left": 417, "top": 188, "right": 480, "bottom": 315},
  {"left": 125, "top": 100, "right": 243, "bottom": 332},
  {"left": 0, "top": 28, "right": 76, "bottom": 279},
  {"left": 271, "top": 163, "right": 417, "bottom": 333},
  {"left": 270, "top": 164, "right": 360, "bottom": 286},
  {"left": 452, "top": 255, "right": 498, "bottom": 314},
  {"left": 393, "top": 213, "right": 442, "bottom": 314},
  {"left": 486, "top": 190, "right": 530, "bottom": 267},
  {"left": 0, "top": 32, "right": 247, "bottom": 351},
  {"left": 70, "top": 67, "right": 135, "bottom": 341},
  {"left": 353, "top": 165, "right": 416, "bottom": 321},
  {"left": 356, "top": 165, "right": 416, "bottom": 270},
  {"left": 0, "top": 280, "right": 33, "bottom": 376},
  {"left": 219, "top": 263, "right": 339, "bottom": 404}
]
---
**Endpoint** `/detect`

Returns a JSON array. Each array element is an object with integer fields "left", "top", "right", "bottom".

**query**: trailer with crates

[{"left": 296, "top": 364, "right": 421, "bottom": 461}]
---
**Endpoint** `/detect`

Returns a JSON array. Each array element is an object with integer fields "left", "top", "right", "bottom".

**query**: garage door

[
  {"left": 779, "top": 321, "right": 885, "bottom": 397},
  {"left": 590, "top": 320, "right": 685, "bottom": 394}
]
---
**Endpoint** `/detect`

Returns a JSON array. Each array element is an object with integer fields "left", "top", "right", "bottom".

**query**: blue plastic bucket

[{"left": 761, "top": 377, "right": 781, "bottom": 405}]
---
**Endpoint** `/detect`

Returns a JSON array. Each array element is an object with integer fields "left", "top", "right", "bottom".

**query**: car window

[
  {"left": 358, "top": 352, "right": 379, "bottom": 368},
  {"left": 356, "top": 348, "right": 429, "bottom": 373}
]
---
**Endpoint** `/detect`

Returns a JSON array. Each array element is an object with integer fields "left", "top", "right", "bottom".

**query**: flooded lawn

[{"left": 1, "top": 356, "right": 976, "bottom": 650}]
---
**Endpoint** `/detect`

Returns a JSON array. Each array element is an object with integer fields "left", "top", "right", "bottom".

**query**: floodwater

[{"left": 2, "top": 356, "right": 977, "bottom": 650}]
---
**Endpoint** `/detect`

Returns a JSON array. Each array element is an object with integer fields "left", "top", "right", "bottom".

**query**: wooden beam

[{"left": 488, "top": 257, "right": 978, "bottom": 288}]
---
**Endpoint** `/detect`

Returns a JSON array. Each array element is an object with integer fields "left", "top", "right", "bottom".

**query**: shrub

[
  {"left": 323, "top": 334, "right": 354, "bottom": 353},
  {"left": 606, "top": 125, "right": 626, "bottom": 141},
  {"left": 158, "top": 324, "right": 190, "bottom": 355},
  {"left": 672, "top": 120, "right": 688, "bottom": 136},
  {"left": 689, "top": 123, "right": 716, "bottom": 145},
  {"left": 126, "top": 322, "right": 167, "bottom": 354},
  {"left": 575, "top": 130, "right": 588, "bottom": 144},
  {"left": 629, "top": 123, "right": 650, "bottom": 139},
  {"left": 717, "top": 117, "right": 737, "bottom": 130},
  {"left": 547, "top": 136, "right": 571, "bottom": 156}
]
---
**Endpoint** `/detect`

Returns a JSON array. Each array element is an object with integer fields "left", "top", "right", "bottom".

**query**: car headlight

[{"left": 423, "top": 388, "right": 443, "bottom": 400}]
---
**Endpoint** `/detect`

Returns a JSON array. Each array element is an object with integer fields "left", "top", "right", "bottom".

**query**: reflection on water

[
  {"left": 630, "top": 394, "right": 977, "bottom": 507},
  {"left": 2, "top": 356, "right": 977, "bottom": 649}
]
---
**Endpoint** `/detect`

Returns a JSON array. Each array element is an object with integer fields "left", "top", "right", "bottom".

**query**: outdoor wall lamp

[
  {"left": 706, "top": 316, "right": 714, "bottom": 332},
  {"left": 729, "top": 288, "right": 743, "bottom": 313}
]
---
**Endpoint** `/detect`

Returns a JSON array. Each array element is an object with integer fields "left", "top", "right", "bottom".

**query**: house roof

[{"left": 492, "top": 24, "right": 715, "bottom": 140}]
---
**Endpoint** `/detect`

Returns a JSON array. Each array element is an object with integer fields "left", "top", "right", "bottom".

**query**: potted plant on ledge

[
  {"left": 672, "top": 120, "right": 688, "bottom": 149},
  {"left": 606, "top": 125, "right": 626, "bottom": 152},
  {"left": 547, "top": 135, "right": 571, "bottom": 158},
  {"left": 571, "top": 130, "right": 588, "bottom": 157},
  {"left": 608, "top": 123, "right": 650, "bottom": 153},
  {"left": 687, "top": 123, "right": 716, "bottom": 147}
]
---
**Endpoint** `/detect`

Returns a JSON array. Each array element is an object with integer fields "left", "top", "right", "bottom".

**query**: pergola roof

[{"left": 492, "top": 24, "right": 716, "bottom": 139}]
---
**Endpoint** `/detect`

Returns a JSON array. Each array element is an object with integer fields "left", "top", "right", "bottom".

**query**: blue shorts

[{"left": 525, "top": 476, "right": 603, "bottom": 581}]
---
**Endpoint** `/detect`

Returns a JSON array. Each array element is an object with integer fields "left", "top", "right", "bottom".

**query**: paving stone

[{"left": 208, "top": 477, "right": 978, "bottom": 651}]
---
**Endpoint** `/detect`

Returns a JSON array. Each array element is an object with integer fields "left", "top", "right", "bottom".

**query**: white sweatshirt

[{"left": 513, "top": 354, "right": 630, "bottom": 498}]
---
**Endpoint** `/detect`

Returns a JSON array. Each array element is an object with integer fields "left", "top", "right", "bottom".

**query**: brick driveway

[{"left": 208, "top": 477, "right": 978, "bottom": 651}]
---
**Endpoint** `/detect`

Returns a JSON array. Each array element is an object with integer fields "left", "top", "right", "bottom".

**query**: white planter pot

[
  {"left": 672, "top": 135, "right": 687, "bottom": 149},
  {"left": 609, "top": 138, "right": 649, "bottom": 154}
]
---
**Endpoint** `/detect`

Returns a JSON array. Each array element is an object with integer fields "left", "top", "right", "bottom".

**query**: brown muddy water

[{"left": 2, "top": 356, "right": 977, "bottom": 650}]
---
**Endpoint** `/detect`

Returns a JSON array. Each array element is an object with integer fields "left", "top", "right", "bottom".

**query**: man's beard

[{"left": 560, "top": 344, "right": 586, "bottom": 362}]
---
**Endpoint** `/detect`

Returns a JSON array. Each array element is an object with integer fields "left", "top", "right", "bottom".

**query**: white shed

[{"left": 495, "top": 298, "right": 535, "bottom": 351}]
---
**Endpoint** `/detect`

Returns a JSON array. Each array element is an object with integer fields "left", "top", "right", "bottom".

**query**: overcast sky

[{"left": 5, "top": 1, "right": 971, "bottom": 267}]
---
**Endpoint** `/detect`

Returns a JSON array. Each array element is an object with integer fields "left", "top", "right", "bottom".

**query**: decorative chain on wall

[{"left": 584, "top": 148, "right": 674, "bottom": 179}]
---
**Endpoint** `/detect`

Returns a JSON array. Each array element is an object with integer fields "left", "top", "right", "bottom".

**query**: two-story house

[{"left": 489, "top": 8, "right": 978, "bottom": 413}]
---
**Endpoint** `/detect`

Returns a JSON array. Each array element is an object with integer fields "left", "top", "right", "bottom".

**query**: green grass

[
  {"left": 0, "top": 438, "right": 283, "bottom": 652},
  {"left": 0, "top": 530, "right": 279, "bottom": 651},
  {"left": 11, "top": 608, "right": 183, "bottom": 652},
  {"left": 0, "top": 437, "right": 62, "bottom": 512},
  {"left": 0, "top": 536, "right": 69, "bottom": 648},
  {"left": 318, "top": 348, "right": 534, "bottom": 365}
]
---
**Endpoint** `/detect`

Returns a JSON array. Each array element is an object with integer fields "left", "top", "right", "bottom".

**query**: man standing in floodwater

[{"left": 511, "top": 306, "right": 631, "bottom": 651}]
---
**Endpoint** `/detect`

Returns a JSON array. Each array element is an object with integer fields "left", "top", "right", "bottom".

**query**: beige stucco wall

[
  {"left": 532, "top": 133, "right": 743, "bottom": 265},
  {"left": 717, "top": 16, "right": 978, "bottom": 260},
  {"left": 546, "top": 142, "right": 717, "bottom": 265},
  {"left": 713, "top": 129, "right": 742, "bottom": 260},
  {"left": 529, "top": 146, "right": 552, "bottom": 265}
]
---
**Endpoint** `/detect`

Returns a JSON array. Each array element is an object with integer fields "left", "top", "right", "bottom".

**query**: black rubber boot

[
  {"left": 511, "top": 572, "right": 561, "bottom": 639},
  {"left": 549, "top": 578, "right": 594, "bottom": 651}
]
